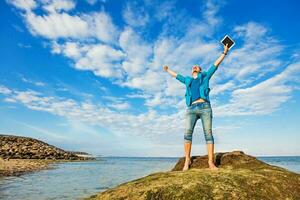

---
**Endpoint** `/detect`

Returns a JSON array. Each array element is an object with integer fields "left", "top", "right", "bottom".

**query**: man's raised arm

[
  {"left": 214, "top": 43, "right": 229, "bottom": 67},
  {"left": 163, "top": 65, "right": 186, "bottom": 84}
]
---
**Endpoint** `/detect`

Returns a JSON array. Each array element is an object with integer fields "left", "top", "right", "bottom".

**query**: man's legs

[
  {"left": 183, "top": 108, "right": 198, "bottom": 171},
  {"left": 183, "top": 142, "right": 192, "bottom": 171},
  {"left": 200, "top": 106, "right": 218, "bottom": 170},
  {"left": 206, "top": 143, "right": 218, "bottom": 170}
]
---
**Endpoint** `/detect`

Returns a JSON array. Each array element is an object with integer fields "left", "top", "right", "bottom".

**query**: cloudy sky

[{"left": 1, "top": 0, "right": 299, "bottom": 157}]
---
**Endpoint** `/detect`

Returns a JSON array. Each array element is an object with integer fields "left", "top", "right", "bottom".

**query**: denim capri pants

[{"left": 184, "top": 101, "right": 214, "bottom": 144}]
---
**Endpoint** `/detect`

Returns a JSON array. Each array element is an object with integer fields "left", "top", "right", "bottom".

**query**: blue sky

[{"left": 0, "top": 0, "right": 300, "bottom": 157}]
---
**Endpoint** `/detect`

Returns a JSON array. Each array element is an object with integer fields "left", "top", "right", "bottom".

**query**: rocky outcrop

[
  {"left": 86, "top": 151, "right": 300, "bottom": 200},
  {"left": 0, "top": 134, "right": 95, "bottom": 160},
  {"left": 172, "top": 150, "right": 268, "bottom": 171}
]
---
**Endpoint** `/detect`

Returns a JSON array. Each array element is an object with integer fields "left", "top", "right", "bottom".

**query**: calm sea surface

[{"left": 0, "top": 156, "right": 299, "bottom": 200}]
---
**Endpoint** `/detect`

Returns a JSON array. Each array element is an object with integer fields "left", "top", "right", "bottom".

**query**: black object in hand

[{"left": 220, "top": 35, "right": 235, "bottom": 50}]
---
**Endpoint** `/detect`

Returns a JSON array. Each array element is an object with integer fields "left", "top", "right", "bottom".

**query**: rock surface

[
  {"left": 0, "top": 134, "right": 95, "bottom": 161},
  {"left": 172, "top": 150, "right": 268, "bottom": 171},
  {"left": 0, "top": 157, "right": 55, "bottom": 176},
  {"left": 86, "top": 151, "right": 300, "bottom": 200}
]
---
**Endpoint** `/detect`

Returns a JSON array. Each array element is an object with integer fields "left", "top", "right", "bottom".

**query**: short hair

[{"left": 192, "top": 64, "right": 202, "bottom": 70}]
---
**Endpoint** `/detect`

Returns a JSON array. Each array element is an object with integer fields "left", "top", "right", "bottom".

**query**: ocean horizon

[{"left": 0, "top": 155, "right": 299, "bottom": 200}]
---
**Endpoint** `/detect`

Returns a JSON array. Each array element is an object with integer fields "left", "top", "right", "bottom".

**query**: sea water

[{"left": 0, "top": 156, "right": 299, "bottom": 200}]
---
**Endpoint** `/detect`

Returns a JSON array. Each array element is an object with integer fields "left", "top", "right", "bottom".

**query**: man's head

[{"left": 191, "top": 64, "right": 202, "bottom": 75}]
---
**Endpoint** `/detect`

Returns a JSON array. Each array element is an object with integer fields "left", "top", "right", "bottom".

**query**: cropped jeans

[{"left": 184, "top": 101, "right": 214, "bottom": 144}]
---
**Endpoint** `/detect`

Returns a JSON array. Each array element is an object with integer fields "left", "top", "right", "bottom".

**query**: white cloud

[
  {"left": 165, "top": 76, "right": 185, "bottom": 97},
  {"left": 51, "top": 41, "right": 126, "bottom": 78},
  {"left": 123, "top": 2, "right": 149, "bottom": 27},
  {"left": 43, "top": 0, "right": 76, "bottom": 13},
  {"left": 75, "top": 44, "right": 125, "bottom": 78},
  {"left": 4, "top": 98, "right": 17, "bottom": 103},
  {"left": 214, "top": 21, "right": 284, "bottom": 88},
  {"left": 13, "top": 2, "right": 119, "bottom": 43},
  {"left": 85, "top": 0, "right": 105, "bottom": 5},
  {"left": 144, "top": 92, "right": 181, "bottom": 108},
  {"left": 152, "top": 1, "right": 176, "bottom": 21},
  {"left": 202, "top": 0, "right": 222, "bottom": 27},
  {"left": 61, "top": 42, "right": 81, "bottom": 59},
  {"left": 25, "top": 12, "right": 89, "bottom": 39},
  {"left": 7, "top": 0, "right": 36, "bottom": 11},
  {"left": 85, "top": 12, "right": 119, "bottom": 43},
  {"left": 108, "top": 102, "right": 130, "bottom": 110},
  {"left": 21, "top": 77, "right": 46, "bottom": 87},
  {"left": 210, "top": 80, "right": 235, "bottom": 95},
  {"left": 35, "top": 82, "right": 46, "bottom": 86},
  {"left": 121, "top": 70, "right": 164, "bottom": 92},
  {"left": 17, "top": 43, "right": 32, "bottom": 48},
  {"left": 102, "top": 96, "right": 131, "bottom": 110},
  {"left": 0, "top": 86, "right": 12, "bottom": 94},
  {"left": 14, "top": 90, "right": 45, "bottom": 104},
  {"left": 125, "top": 92, "right": 151, "bottom": 99},
  {"left": 214, "top": 62, "right": 300, "bottom": 116},
  {"left": 50, "top": 41, "right": 62, "bottom": 54},
  {"left": 0, "top": 86, "right": 185, "bottom": 143},
  {"left": 17, "top": 121, "right": 68, "bottom": 140},
  {"left": 234, "top": 22, "right": 268, "bottom": 41},
  {"left": 152, "top": 37, "right": 218, "bottom": 72},
  {"left": 119, "top": 27, "right": 152, "bottom": 75}
]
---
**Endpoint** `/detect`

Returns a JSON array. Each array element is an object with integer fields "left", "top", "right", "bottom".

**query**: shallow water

[
  {"left": 0, "top": 157, "right": 177, "bottom": 200},
  {"left": 0, "top": 156, "right": 299, "bottom": 200}
]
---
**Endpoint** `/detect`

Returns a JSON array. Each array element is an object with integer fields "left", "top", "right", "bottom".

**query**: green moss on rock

[{"left": 85, "top": 151, "right": 300, "bottom": 200}]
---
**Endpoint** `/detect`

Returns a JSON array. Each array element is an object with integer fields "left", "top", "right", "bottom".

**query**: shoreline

[{"left": 0, "top": 157, "right": 95, "bottom": 177}]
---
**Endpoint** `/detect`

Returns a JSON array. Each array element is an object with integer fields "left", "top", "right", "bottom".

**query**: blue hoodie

[{"left": 175, "top": 64, "right": 218, "bottom": 106}]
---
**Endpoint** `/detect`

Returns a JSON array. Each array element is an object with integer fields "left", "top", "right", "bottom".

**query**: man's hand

[
  {"left": 163, "top": 65, "right": 169, "bottom": 72},
  {"left": 214, "top": 43, "right": 229, "bottom": 67},
  {"left": 163, "top": 65, "right": 177, "bottom": 77},
  {"left": 224, "top": 43, "right": 229, "bottom": 54}
]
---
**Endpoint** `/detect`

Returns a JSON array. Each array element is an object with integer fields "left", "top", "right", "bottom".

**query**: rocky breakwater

[
  {"left": 0, "top": 134, "right": 96, "bottom": 176},
  {"left": 86, "top": 151, "right": 300, "bottom": 200},
  {"left": 0, "top": 134, "right": 95, "bottom": 160}
]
